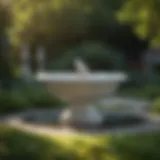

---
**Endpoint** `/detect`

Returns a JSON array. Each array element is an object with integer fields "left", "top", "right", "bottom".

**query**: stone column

[
  {"left": 21, "top": 45, "right": 32, "bottom": 80},
  {"left": 36, "top": 46, "right": 45, "bottom": 72}
]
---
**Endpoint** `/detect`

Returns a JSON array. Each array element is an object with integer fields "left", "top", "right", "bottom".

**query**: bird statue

[{"left": 74, "top": 58, "right": 90, "bottom": 74}]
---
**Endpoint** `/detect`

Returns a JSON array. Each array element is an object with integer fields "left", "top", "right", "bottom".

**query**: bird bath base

[{"left": 60, "top": 105, "right": 103, "bottom": 128}]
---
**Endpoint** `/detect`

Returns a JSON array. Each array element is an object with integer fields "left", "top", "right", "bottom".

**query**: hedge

[{"left": 0, "top": 83, "right": 65, "bottom": 114}]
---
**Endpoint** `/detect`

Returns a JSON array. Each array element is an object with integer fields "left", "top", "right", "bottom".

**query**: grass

[
  {"left": 1, "top": 124, "right": 160, "bottom": 160},
  {"left": 0, "top": 124, "right": 114, "bottom": 160}
]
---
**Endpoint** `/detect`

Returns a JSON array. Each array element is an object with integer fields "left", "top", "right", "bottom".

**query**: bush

[
  {"left": 119, "top": 85, "right": 160, "bottom": 100},
  {"left": 120, "top": 72, "right": 160, "bottom": 89},
  {"left": 151, "top": 97, "right": 160, "bottom": 114},
  {"left": 0, "top": 91, "right": 31, "bottom": 114},
  {"left": 0, "top": 82, "right": 65, "bottom": 114},
  {"left": 0, "top": 125, "right": 113, "bottom": 160},
  {"left": 110, "top": 132, "right": 160, "bottom": 160},
  {"left": 48, "top": 41, "right": 126, "bottom": 71},
  {"left": 19, "top": 84, "right": 65, "bottom": 108}
]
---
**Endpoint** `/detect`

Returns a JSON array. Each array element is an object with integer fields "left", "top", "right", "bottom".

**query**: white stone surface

[
  {"left": 98, "top": 97, "right": 151, "bottom": 113},
  {"left": 36, "top": 72, "right": 127, "bottom": 82},
  {"left": 74, "top": 58, "right": 90, "bottom": 73},
  {"left": 60, "top": 106, "right": 103, "bottom": 126},
  {"left": 36, "top": 72, "right": 127, "bottom": 105},
  {"left": 36, "top": 70, "right": 127, "bottom": 126}
]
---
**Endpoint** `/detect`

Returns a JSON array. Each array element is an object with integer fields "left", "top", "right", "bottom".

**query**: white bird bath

[{"left": 36, "top": 71, "right": 127, "bottom": 127}]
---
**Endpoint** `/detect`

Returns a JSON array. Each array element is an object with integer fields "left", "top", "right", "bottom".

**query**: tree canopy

[
  {"left": 10, "top": 0, "right": 124, "bottom": 47},
  {"left": 117, "top": 0, "right": 160, "bottom": 47},
  {"left": 0, "top": 0, "right": 148, "bottom": 66}
]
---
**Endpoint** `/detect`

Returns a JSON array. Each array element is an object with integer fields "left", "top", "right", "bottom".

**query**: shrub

[
  {"left": 120, "top": 72, "right": 160, "bottom": 89},
  {"left": 20, "top": 84, "right": 65, "bottom": 108},
  {"left": 110, "top": 132, "right": 160, "bottom": 160},
  {"left": 0, "top": 82, "right": 65, "bottom": 114},
  {"left": 140, "top": 86, "right": 160, "bottom": 100},
  {"left": 0, "top": 90, "right": 31, "bottom": 114},
  {"left": 119, "top": 85, "right": 160, "bottom": 100},
  {"left": 48, "top": 41, "right": 126, "bottom": 71},
  {"left": 151, "top": 97, "right": 160, "bottom": 114}
]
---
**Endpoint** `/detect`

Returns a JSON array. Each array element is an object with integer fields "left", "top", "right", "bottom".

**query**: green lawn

[{"left": 0, "top": 125, "right": 160, "bottom": 160}]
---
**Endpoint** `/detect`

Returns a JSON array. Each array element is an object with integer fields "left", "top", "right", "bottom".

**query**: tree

[
  {"left": 0, "top": 2, "right": 13, "bottom": 90},
  {"left": 10, "top": 0, "right": 125, "bottom": 46},
  {"left": 10, "top": 0, "right": 92, "bottom": 46},
  {"left": 117, "top": 0, "right": 160, "bottom": 47},
  {"left": 48, "top": 41, "right": 126, "bottom": 71},
  {"left": 9, "top": 0, "right": 149, "bottom": 71}
]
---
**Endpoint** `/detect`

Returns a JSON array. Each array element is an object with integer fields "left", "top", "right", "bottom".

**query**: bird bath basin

[
  {"left": 36, "top": 72, "right": 127, "bottom": 105},
  {"left": 36, "top": 57, "right": 127, "bottom": 127},
  {"left": 36, "top": 71, "right": 127, "bottom": 127}
]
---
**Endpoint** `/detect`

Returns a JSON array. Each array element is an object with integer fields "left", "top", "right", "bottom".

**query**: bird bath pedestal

[{"left": 36, "top": 72, "right": 127, "bottom": 127}]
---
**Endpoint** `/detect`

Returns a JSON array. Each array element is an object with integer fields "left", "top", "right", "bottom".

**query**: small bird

[{"left": 74, "top": 58, "right": 90, "bottom": 74}]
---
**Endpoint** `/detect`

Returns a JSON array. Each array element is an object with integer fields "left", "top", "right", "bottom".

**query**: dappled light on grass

[
  {"left": 1, "top": 124, "right": 160, "bottom": 160},
  {"left": 0, "top": 125, "right": 116, "bottom": 160}
]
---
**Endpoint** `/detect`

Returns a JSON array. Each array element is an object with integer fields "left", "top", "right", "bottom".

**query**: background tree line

[{"left": 0, "top": 0, "right": 159, "bottom": 77}]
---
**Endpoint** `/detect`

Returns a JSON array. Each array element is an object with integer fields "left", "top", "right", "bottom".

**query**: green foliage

[
  {"left": 0, "top": 0, "right": 147, "bottom": 64},
  {"left": 0, "top": 125, "right": 113, "bottom": 160},
  {"left": 1, "top": 125, "right": 160, "bottom": 160},
  {"left": 151, "top": 97, "right": 160, "bottom": 114},
  {"left": 9, "top": 0, "right": 124, "bottom": 47},
  {"left": 48, "top": 41, "right": 126, "bottom": 71},
  {"left": 0, "top": 0, "right": 144, "bottom": 67},
  {"left": 117, "top": 0, "right": 160, "bottom": 46},
  {"left": 124, "top": 72, "right": 160, "bottom": 88},
  {"left": 0, "top": 2, "right": 11, "bottom": 31},
  {"left": 19, "top": 84, "right": 65, "bottom": 108},
  {"left": 119, "top": 71, "right": 160, "bottom": 100},
  {"left": 10, "top": 0, "right": 91, "bottom": 46},
  {"left": 110, "top": 132, "right": 160, "bottom": 160},
  {"left": 0, "top": 90, "right": 31, "bottom": 113},
  {"left": 119, "top": 84, "right": 160, "bottom": 100},
  {"left": 0, "top": 125, "right": 64, "bottom": 160},
  {"left": 0, "top": 83, "right": 64, "bottom": 114}
]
